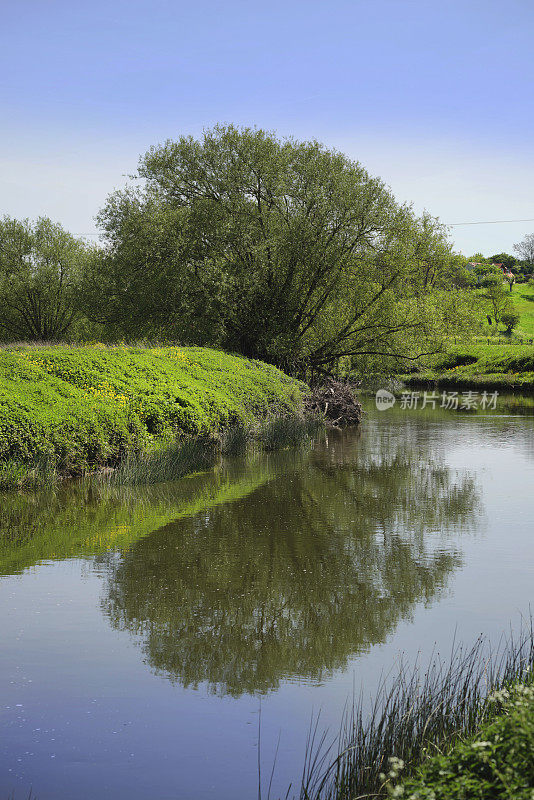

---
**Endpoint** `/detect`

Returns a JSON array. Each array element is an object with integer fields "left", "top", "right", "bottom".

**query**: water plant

[
  {"left": 258, "top": 416, "right": 311, "bottom": 452},
  {"left": 101, "top": 414, "right": 324, "bottom": 485},
  {"left": 393, "top": 680, "right": 534, "bottom": 799}
]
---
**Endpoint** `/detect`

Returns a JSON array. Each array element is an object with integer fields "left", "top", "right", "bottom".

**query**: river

[{"left": 1, "top": 396, "right": 533, "bottom": 799}]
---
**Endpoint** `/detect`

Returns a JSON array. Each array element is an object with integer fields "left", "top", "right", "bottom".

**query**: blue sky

[{"left": 1, "top": 0, "right": 533, "bottom": 255}]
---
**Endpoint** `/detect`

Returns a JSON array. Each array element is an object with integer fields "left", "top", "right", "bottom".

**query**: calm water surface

[{"left": 1, "top": 400, "right": 534, "bottom": 799}]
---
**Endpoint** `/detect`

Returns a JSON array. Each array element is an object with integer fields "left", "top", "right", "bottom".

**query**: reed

[
  {"left": 259, "top": 416, "right": 311, "bottom": 451},
  {"left": 299, "top": 619, "right": 534, "bottom": 800},
  {"left": 0, "top": 455, "right": 57, "bottom": 491},
  {"left": 105, "top": 435, "right": 220, "bottom": 486},
  {"left": 98, "top": 414, "right": 323, "bottom": 486},
  {"left": 220, "top": 422, "right": 251, "bottom": 457}
]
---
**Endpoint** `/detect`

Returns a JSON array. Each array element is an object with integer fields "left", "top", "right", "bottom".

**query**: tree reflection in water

[{"left": 102, "top": 427, "right": 480, "bottom": 696}]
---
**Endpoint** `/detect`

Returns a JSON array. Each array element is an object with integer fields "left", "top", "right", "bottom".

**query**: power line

[
  {"left": 73, "top": 217, "right": 534, "bottom": 236},
  {"left": 448, "top": 218, "right": 534, "bottom": 227}
]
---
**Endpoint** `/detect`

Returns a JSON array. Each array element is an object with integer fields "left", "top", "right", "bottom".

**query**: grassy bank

[
  {"left": 0, "top": 344, "right": 307, "bottom": 489},
  {"left": 399, "top": 282, "right": 534, "bottom": 392},
  {"left": 300, "top": 622, "right": 534, "bottom": 800},
  {"left": 403, "top": 343, "right": 534, "bottom": 391},
  {"left": 511, "top": 282, "right": 534, "bottom": 338}
]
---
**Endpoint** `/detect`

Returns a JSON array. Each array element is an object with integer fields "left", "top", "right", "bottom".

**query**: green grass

[
  {"left": 104, "top": 414, "right": 322, "bottom": 485},
  {"left": 404, "top": 343, "right": 534, "bottom": 390},
  {"left": 0, "top": 344, "right": 306, "bottom": 487},
  {"left": 469, "top": 281, "right": 534, "bottom": 341}
]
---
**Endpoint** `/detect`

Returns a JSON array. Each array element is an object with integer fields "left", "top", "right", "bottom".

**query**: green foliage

[
  {"left": 258, "top": 415, "right": 309, "bottom": 450},
  {"left": 0, "top": 344, "right": 305, "bottom": 484},
  {"left": 83, "top": 125, "right": 476, "bottom": 374},
  {"left": 510, "top": 282, "right": 534, "bottom": 336},
  {"left": 0, "top": 216, "right": 91, "bottom": 341},
  {"left": 448, "top": 281, "right": 534, "bottom": 341},
  {"left": 301, "top": 624, "right": 534, "bottom": 800},
  {"left": 443, "top": 344, "right": 534, "bottom": 371},
  {"left": 395, "top": 681, "right": 534, "bottom": 799},
  {"left": 0, "top": 460, "right": 28, "bottom": 490},
  {"left": 478, "top": 264, "right": 505, "bottom": 288},
  {"left": 467, "top": 253, "right": 488, "bottom": 265},
  {"left": 107, "top": 435, "right": 221, "bottom": 485},
  {"left": 486, "top": 284, "right": 513, "bottom": 324}
]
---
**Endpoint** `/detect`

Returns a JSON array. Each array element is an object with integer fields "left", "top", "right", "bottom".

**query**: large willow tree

[{"left": 85, "top": 125, "right": 474, "bottom": 373}]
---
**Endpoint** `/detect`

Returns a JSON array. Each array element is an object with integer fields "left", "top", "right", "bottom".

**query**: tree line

[{"left": 2, "top": 125, "right": 529, "bottom": 376}]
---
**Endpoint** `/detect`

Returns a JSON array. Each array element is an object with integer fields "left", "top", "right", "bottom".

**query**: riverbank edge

[
  {"left": 0, "top": 344, "right": 311, "bottom": 490},
  {"left": 400, "top": 342, "right": 534, "bottom": 393}
]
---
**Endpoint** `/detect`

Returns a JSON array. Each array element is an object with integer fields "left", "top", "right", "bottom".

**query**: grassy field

[
  {"left": 0, "top": 344, "right": 306, "bottom": 488},
  {"left": 401, "top": 282, "right": 534, "bottom": 390},
  {"left": 512, "top": 282, "right": 534, "bottom": 337}
]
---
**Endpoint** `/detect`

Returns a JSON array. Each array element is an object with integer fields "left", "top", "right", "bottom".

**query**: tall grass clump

[
  {"left": 220, "top": 423, "right": 251, "bottom": 457},
  {"left": 0, "top": 455, "right": 57, "bottom": 491},
  {"left": 104, "top": 436, "right": 220, "bottom": 486},
  {"left": 101, "top": 415, "right": 325, "bottom": 486},
  {"left": 392, "top": 679, "right": 534, "bottom": 799},
  {"left": 300, "top": 620, "right": 534, "bottom": 800},
  {"left": 259, "top": 415, "right": 311, "bottom": 451}
]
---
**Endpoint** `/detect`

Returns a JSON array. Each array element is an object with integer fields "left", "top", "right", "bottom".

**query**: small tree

[
  {"left": 501, "top": 312, "right": 520, "bottom": 336},
  {"left": 467, "top": 253, "right": 488, "bottom": 263},
  {"left": 0, "top": 216, "right": 88, "bottom": 341},
  {"left": 485, "top": 282, "right": 513, "bottom": 326},
  {"left": 476, "top": 263, "right": 503, "bottom": 287}
]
